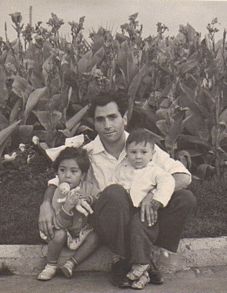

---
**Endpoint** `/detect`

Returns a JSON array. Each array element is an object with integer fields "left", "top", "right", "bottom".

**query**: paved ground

[{"left": 0, "top": 266, "right": 227, "bottom": 293}]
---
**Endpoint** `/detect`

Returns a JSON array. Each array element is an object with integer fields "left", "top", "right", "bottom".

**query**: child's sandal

[
  {"left": 131, "top": 271, "right": 150, "bottom": 290},
  {"left": 37, "top": 264, "right": 57, "bottom": 281},
  {"left": 127, "top": 264, "right": 150, "bottom": 281}
]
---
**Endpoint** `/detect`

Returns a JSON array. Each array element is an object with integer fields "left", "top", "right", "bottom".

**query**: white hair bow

[{"left": 45, "top": 134, "right": 84, "bottom": 161}]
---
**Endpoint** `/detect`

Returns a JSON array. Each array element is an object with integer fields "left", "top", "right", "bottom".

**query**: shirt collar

[{"left": 89, "top": 131, "right": 129, "bottom": 155}]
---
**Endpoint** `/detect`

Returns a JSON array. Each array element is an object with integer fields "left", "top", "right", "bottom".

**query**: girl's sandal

[
  {"left": 127, "top": 264, "right": 150, "bottom": 281},
  {"left": 131, "top": 271, "right": 150, "bottom": 290}
]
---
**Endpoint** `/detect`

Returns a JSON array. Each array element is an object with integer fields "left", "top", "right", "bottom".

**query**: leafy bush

[{"left": 0, "top": 12, "right": 226, "bottom": 179}]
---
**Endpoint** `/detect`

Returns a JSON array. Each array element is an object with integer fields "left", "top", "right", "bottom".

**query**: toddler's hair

[
  {"left": 53, "top": 147, "right": 90, "bottom": 173},
  {"left": 126, "top": 128, "right": 155, "bottom": 149}
]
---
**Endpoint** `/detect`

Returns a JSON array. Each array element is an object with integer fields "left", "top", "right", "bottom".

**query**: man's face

[
  {"left": 127, "top": 141, "right": 154, "bottom": 169},
  {"left": 94, "top": 101, "right": 126, "bottom": 144}
]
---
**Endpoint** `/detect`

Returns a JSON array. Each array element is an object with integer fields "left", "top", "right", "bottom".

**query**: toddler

[
  {"left": 114, "top": 128, "right": 175, "bottom": 289},
  {"left": 38, "top": 147, "right": 99, "bottom": 281}
]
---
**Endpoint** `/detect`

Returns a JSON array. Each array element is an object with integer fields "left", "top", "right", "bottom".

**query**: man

[{"left": 39, "top": 91, "right": 196, "bottom": 286}]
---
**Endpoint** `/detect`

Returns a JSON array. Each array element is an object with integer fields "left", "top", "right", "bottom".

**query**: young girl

[{"left": 38, "top": 147, "right": 99, "bottom": 281}]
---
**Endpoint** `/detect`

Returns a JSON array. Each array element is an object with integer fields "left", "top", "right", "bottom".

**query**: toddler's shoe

[{"left": 37, "top": 264, "right": 57, "bottom": 281}]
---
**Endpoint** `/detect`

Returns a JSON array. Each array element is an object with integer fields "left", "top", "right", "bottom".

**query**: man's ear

[{"left": 123, "top": 111, "right": 128, "bottom": 127}]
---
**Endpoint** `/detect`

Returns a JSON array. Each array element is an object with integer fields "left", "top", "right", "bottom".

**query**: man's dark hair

[
  {"left": 126, "top": 128, "right": 155, "bottom": 149},
  {"left": 89, "top": 91, "right": 128, "bottom": 118},
  {"left": 53, "top": 147, "right": 90, "bottom": 173}
]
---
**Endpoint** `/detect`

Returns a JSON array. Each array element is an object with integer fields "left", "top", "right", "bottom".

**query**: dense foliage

[{"left": 0, "top": 12, "right": 227, "bottom": 179}]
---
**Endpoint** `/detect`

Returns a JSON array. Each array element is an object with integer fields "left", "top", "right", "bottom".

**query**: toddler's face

[
  {"left": 57, "top": 158, "right": 83, "bottom": 189},
  {"left": 127, "top": 141, "right": 154, "bottom": 169}
]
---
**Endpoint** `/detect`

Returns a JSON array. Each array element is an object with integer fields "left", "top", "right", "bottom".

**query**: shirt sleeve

[
  {"left": 151, "top": 167, "right": 175, "bottom": 207},
  {"left": 152, "top": 145, "right": 191, "bottom": 176},
  {"left": 48, "top": 176, "right": 59, "bottom": 186}
]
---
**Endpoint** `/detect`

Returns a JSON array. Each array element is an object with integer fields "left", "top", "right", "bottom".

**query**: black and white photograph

[{"left": 0, "top": 1, "right": 227, "bottom": 292}]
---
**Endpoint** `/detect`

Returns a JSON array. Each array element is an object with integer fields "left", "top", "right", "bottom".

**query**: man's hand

[
  {"left": 140, "top": 192, "right": 162, "bottom": 227},
  {"left": 39, "top": 201, "right": 55, "bottom": 240}
]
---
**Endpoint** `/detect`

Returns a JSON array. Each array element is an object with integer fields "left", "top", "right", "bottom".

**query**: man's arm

[{"left": 38, "top": 185, "right": 56, "bottom": 240}]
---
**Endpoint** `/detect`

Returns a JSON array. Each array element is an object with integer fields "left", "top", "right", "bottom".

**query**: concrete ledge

[{"left": 0, "top": 237, "right": 227, "bottom": 275}]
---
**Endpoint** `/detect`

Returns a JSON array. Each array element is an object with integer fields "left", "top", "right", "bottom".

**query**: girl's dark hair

[
  {"left": 126, "top": 128, "right": 155, "bottom": 149},
  {"left": 53, "top": 147, "right": 90, "bottom": 173},
  {"left": 89, "top": 90, "right": 128, "bottom": 118}
]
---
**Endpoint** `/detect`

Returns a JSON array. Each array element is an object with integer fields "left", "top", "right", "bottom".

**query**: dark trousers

[{"left": 93, "top": 184, "right": 196, "bottom": 264}]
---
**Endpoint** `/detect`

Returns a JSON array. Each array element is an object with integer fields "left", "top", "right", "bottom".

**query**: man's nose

[{"left": 104, "top": 118, "right": 111, "bottom": 129}]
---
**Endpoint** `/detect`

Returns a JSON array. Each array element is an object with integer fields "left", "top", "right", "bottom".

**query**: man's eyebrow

[{"left": 95, "top": 113, "right": 117, "bottom": 119}]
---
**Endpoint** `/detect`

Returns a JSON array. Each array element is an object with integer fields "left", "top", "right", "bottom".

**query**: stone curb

[{"left": 0, "top": 237, "right": 227, "bottom": 275}]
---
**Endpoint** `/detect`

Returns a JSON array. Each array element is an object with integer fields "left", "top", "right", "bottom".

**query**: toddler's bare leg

[
  {"left": 61, "top": 231, "right": 99, "bottom": 278},
  {"left": 47, "top": 229, "right": 67, "bottom": 264}
]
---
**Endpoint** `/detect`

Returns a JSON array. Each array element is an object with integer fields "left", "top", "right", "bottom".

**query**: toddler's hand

[
  {"left": 63, "top": 187, "right": 81, "bottom": 212},
  {"left": 75, "top": 199, "right": 93, "bottom": 216}
]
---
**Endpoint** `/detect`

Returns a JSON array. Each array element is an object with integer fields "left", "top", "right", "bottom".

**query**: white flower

[
  {"left": 4, "top": 152, "right": 17, "bottom": 161},
  {"left": 32, "top": 136, "right": 39, "bottom": 145},
  {"left": 19, "top": 143, "right": 26, "bottom": 152}
]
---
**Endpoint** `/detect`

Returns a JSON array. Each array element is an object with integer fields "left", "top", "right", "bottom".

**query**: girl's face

[
  {"left": 57, "top": 158, "right": 83, "bottom": 189},
  {"left": 127, "top": 141, "right": 154, "bottom": 169}
]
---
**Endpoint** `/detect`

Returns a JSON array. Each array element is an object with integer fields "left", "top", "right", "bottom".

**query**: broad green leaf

[
  {"left": 178, "top": 58, "right": 198, "bottom": 75},
  {"left": 59, "top": 122, "right": 81, "bottom": 138},
  {"left": 179, "top": 82, "right": 209, "bottom": 118},
  {"left": 0, "top": 113, "right": 8, "bottom": 130},
  {"left": 220, "top": 108, "right": 227, "bottom": 124},
  {"left": 42, "top": 55, "right": 54, "bottom": 84},
  {"left": 127, "top": 64, "right": 149, "bottom": 121},
  {"left": 33, "top": 110, "right": 62, "bottom": 131},
  {"left": 77, "top": 50, "right": 93, "bottom": 73},
  {"left": 78, "top": 47, "right": 105, "bottom": 74},
  {"left": 176, "top": 150, "right": 192, "bottom": 169},
  {"left": 9, "top": 99, "right": 22, "bottom": 123},
  {"left": 117, "top": 41, "right": 129, "bottom": 77},
  {"left": 24, "top": 87, "right": 49, "bottom": 123},
  {"left": 180, "top": 134, "right": 210, "bottom": 148},
  {"left": 156, "top": 120, "right": 169, "bottom": 135},
  {"left": 18, "top": 125, "right": 34, "bottom": 143},
  {"left": 127, "top": 49, "right": 138, "bottom": 84},
  {"left": 183, "top": 113, "right": 207, "bottom": 136},
  {"left": 156, "top": 108, "right": 169, "bottom": 120},
  {"left": 0, "top": 120, "right": 21, "bottom": 158},
  {"left": 12, "top": 75, "right": 33, "bottom": 103},
  {"left": 0, "top": 65, "right": 8, "bottom": 107},
  {"left": 66, "top": 104, "right": 89, "bottom": 131},
  {"left": 90, "top": 47, "right": 105, "bottom": 70},
  {"left": 165, "top": 110, "right": 185, "bottom": 147},
  {"left": 196, "top": 163, "right": 215, "bottom": 179}
]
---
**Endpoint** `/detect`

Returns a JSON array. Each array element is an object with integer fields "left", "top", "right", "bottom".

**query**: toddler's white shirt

[{"left": 114, "top": 159, "right": 175, "bottom": 207}]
